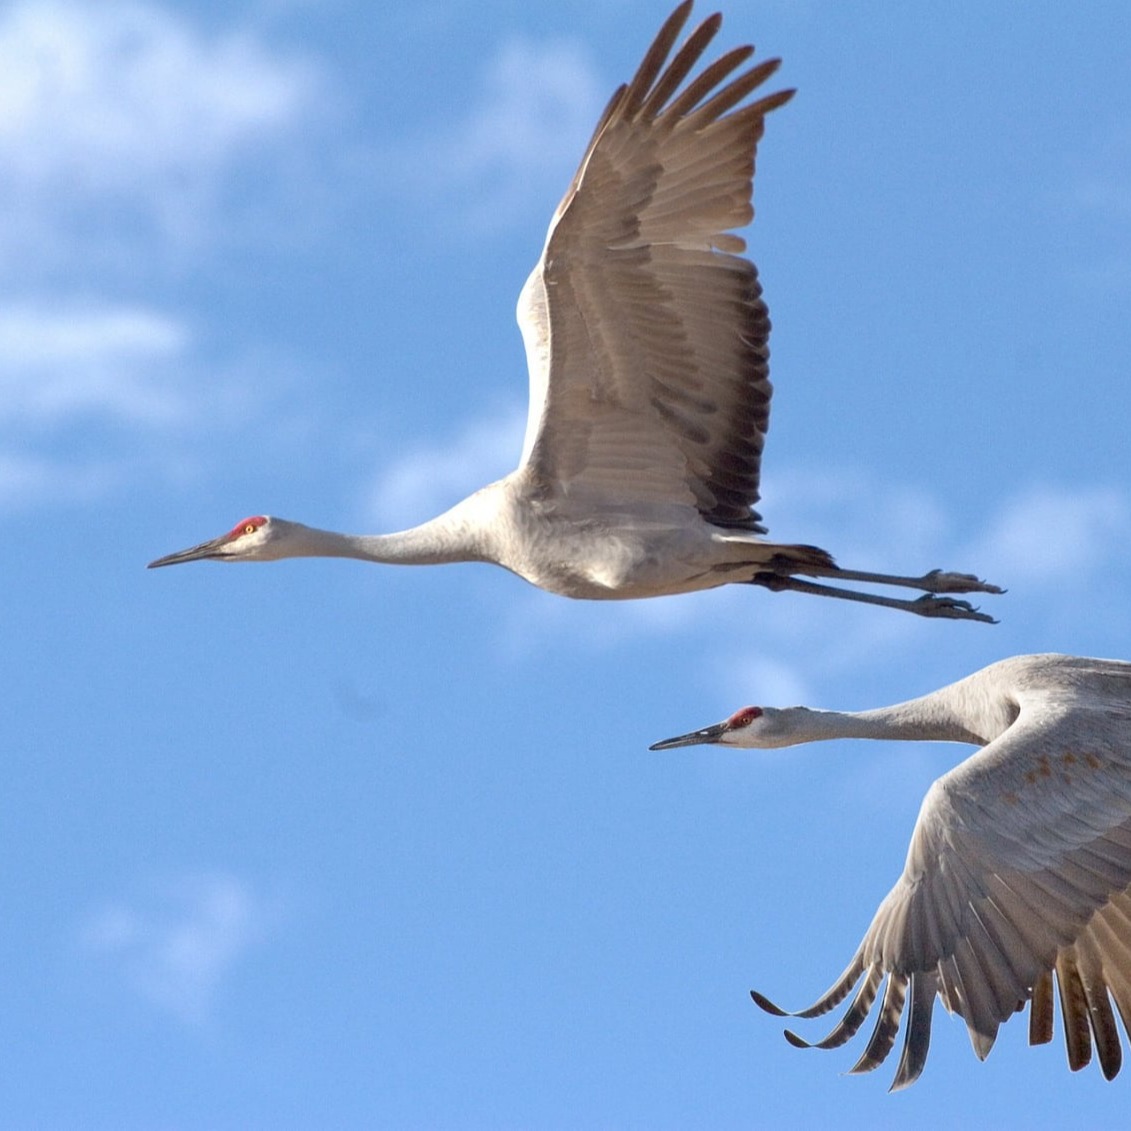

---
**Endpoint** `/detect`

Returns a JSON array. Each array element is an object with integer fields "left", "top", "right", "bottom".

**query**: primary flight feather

[{"left": 149, "top": 2, "right": 1001, "bottom": 623}]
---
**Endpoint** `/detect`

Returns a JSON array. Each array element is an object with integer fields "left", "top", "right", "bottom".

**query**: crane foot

[
  {"left": 918, "top": 569, "right": 1005, "bottom": 595},
  {"left": 910, "top": 594, "right": 997, "bottom": 623}
]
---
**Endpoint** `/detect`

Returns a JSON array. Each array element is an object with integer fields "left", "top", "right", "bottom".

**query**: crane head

[
  {"left": 650, "top": 706, "right": 764, "bottom": 749},
  {"left": 650, "top": 705, "right": 803, "bottom": 750},
  {"left": 147, "top": 515, "right": 278, "bottom": 568}
]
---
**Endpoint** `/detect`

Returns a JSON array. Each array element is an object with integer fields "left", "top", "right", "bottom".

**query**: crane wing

[
  {"left": 753, "top": 699, "right": 1131, "bottom": 1089},
  {"left": 515, "top": 1, "right": 791, "bottom": 530}
]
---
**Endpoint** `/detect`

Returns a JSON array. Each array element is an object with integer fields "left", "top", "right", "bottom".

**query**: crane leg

[
  {"left": 751, "top": 573, "right": 998, "bottom": 623},
  {"left": 802, "top": 565, "right": 1004, "bottom": 596}
]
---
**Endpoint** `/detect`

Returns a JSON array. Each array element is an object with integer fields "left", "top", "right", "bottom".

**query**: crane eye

[
  {"left": 243, "top": 523, "right": 257, "bottom": 535},
  {"left": 729, "top": 706, "right": 763, "bottom": 728}
]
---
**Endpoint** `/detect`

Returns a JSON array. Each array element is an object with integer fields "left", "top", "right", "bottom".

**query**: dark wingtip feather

[
  {"left": 1098, "top": 1031, "right": 1123, "bottom": 1081},
  {"left": 889, "top": 974, "right": 936, "bottom": 1092},
  {"left": 621, "top": 0, "right": 697, "bottom": 115},
  {"left": 846, "top": 976, "right": 907, "bottom": 1076},
  {"left": 755, "top": 87, "right": 797, "bottom": 114},
  {"left": 750, "top": 988, "right": 789, "bottom": 1017},
  {"left": 1056, "top": 955, "right": 1094, "bottom": 1073},
  {"left": 783, "top": 1028, "right": 811, "bottom": 1049},
  {"left": 639, "top": 12, "right": 725, "bottom": 120},
  {"left": 1029, "top": 970, "right": 1055, "bottom": 1047}
]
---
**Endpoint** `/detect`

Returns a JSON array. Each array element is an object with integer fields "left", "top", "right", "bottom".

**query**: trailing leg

[
  {"left": 798, "top": 564, "right": 1003, "bottom": 596},
  {"left": 752, "top": 572, "right": 998, "bottom": 623}
]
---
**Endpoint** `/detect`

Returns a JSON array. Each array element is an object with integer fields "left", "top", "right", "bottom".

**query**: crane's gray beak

[
  {"left": 649, "top": 721, "right": 727, "bottom": 750},
  {"left": 147, "top": 534, "right": 230, "bottom": 569}
]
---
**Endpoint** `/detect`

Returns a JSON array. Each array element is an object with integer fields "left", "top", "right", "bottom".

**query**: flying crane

[
  {"left": 149, "top": 2, "right": 1001, "bottom": 622},
  {"left": 651, "top": 654, "right": 1131, "bottom": 1087}
]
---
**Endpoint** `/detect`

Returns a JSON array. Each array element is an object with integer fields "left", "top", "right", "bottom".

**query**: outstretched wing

[
  {"left": 753, "top": 699, "right": 1131, "bottom": 1089},
  {"left": 515, "top": 1, "right": 791, "bottom": 530}
]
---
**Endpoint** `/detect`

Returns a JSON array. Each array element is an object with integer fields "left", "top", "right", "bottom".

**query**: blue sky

[{"left": 3, "top": 0, "right": 1131, "bottom": 1126}]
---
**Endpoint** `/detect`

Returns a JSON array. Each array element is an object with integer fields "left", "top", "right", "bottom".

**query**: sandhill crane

[
  {"left": 650, "top": 653, "right": 1131, "bottom": 1088},
  {"left": 148, "top": 1, "right": 1001, "bottom": 622}
]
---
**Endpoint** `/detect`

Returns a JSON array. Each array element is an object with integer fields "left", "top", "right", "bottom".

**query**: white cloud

[
  {"left": 962, "top": 484, "right": 1131, "bottom": 585},
  {"left": 0, "top": 300, "right": 279, "bottom": 510},
  {"left": 0, "top": 450, "right": 121, "bottom": 507},
  {"left": 0, "top": 3, "right": 323, "bottom": 509},
  {"left": 375, "top": 36, "right": 604, "bottom": 229},
  {"left": 446, "top": 38, "right": 602, "bottom": 185},
  {"left": 81, "top": 872, "right": 273, "bottom": 1025},
  {"left": 711, "top": 652, "right": 814, "bottom": 712},
  {"left": 0, "top": 0, "right": 319, "bottom": 257},
  {"left": 0, "top": 302, "right": 189, "bottom": 423},
  {"left": 0, "top": 1, "right": 308, "bottom": 174},
  {"left": 366, "top": 402, "right": 525, "bottom": 528},
  {"left": 759, "top": 473, "right": 1131, "bottom": 601},
  {"left": 759, "top": 466, "right": 953, "bottom": 571}
]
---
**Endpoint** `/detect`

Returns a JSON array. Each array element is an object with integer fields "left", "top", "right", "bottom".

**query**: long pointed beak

[
  {"left": 147, "top": 534, "right": 231, "bottom": 569},
  {"left": 649, "top": 721, "right": 728, "bottom": 751}
]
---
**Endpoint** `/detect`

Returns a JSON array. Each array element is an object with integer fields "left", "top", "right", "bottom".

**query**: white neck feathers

[{"left": 280, "top": 491, "right": 500, "bottom": 567}]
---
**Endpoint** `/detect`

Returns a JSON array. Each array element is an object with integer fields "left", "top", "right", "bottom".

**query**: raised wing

[
  {"left": 753, "top": 700, "right": 1131, "bottom": 1089},
  {"left": 515, "top": 1, "right": 792, "bottom": 530}
]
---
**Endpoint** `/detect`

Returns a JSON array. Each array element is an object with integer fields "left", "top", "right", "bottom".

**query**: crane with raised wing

[{"left": 149, "top": 2, "right": 1001, "bottom": 622}]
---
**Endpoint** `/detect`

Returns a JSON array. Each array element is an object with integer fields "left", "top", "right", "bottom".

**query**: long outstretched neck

[
  {"left": 282, "top": 494, "right": 496, "bottom": 567},
  {"left": 780, "top": 694, "right": 985, "bottom": 747}
]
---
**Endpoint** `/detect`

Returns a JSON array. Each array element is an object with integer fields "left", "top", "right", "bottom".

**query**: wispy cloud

[
  {"left": 759, "top": 467, "right": 953, "bottom": 572},
  {"left": 0, "top": 299, "right": 274, "bottom": 510},
  {"left": 760, "top": 473, "right": 1131, "bottom": 595},
  {"left": 0, "top": 2, "right": 324, "bottom": 509},
  {"left": 0, "top": 450, "right": 123, "bottom": 507},
  {"left": 710, "top": 651, "right": 814, "bottom": 711},
  {"left": 81, "top": 872, "right": 274, "bottom": 1026},
  {"left": 0, "top": 0, "right": 320, "bottom": 259},
  {"left": 374, "top": 36, "right": 604, "bottom": 230},
  {"left": 0, "top": 302, "right": 189, "bottom": 424},
  {"left": 961, "top": 484, "right": 1131, "bottom": 586},
  {"left": 366, "top": 401, "right": 525, "bottom": 528}
]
